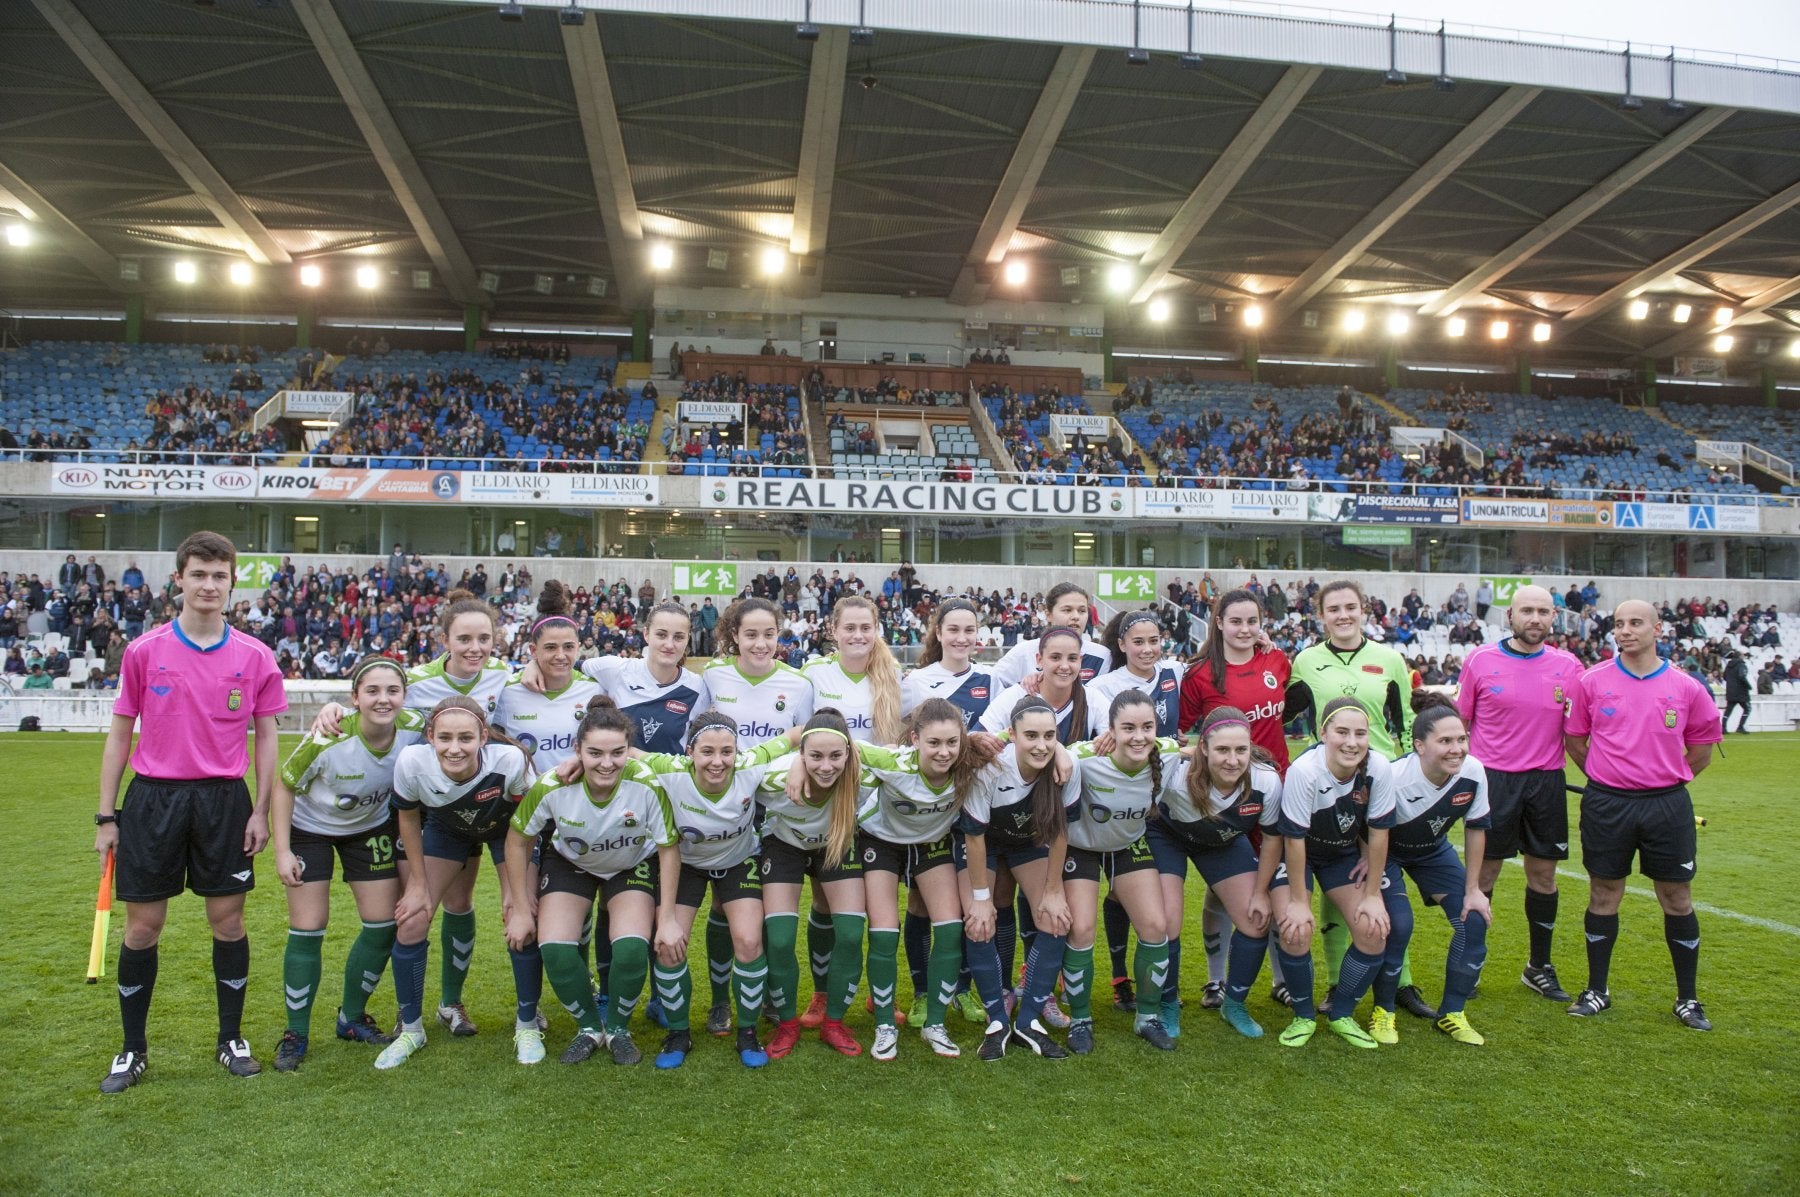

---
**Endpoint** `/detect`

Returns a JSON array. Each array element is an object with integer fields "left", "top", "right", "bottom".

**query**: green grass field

[{"left": 4, "top": 732, "right": 1797, "bottom": 1196}]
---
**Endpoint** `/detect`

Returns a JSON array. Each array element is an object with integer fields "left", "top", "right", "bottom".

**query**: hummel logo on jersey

[{"left": 232, "top": 869, "right": 252, "bottom": 882}]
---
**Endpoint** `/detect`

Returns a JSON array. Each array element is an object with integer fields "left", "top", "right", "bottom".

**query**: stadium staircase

[
  {"left": 1364, "top": 390, "right": 1410, "bottom": 423},
  {"left": 967, "top": 395, "right": 1020, "bottom": 482},
  {"left": 804, "top": 390, "right": 832, "bottom": 474},
  {"left": 640, "top": 368, "right": 678, "bottom": 468}
]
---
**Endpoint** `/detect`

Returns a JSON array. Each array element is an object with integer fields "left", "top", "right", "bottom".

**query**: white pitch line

[{"left": 1505, "top": 859, "right": 1800, "bottom": 938}]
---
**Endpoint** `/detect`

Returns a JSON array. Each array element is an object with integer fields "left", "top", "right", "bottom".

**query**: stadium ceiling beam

[
  {"left": 947, "top": 45, "right": 1096, "bottom": 307},
  {"left": 0, "top": 159, "right": 129, "bottom": 291},
  {"left": 1642, "top": 274, "right": 1800, "bottom": 358},
  {"left": 788, "top": 26, "right": 849, "bottom": 299},
  {"left": 561, "top": 17, "right": 648, "bottom": 308},
  {"left": 1418, "top": 106, "right": 1737, "bottom": 317},
  {"left": 1268, "top": 86, "right": 1539, "bottom": 324},
  {"left": 1128, "top": 65, "right": 1322, "bottom": 307},
  {"left": 27, "top": 0, "right": 292, "bottom": 267},
  {"left": 291, "top": 0, "right": 484, "bottom": 307},
  {"left": 1557, "top": 178, "right": 1800, "bottom": 334}
]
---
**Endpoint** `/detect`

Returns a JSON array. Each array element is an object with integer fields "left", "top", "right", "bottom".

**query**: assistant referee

[{"left": 1563, "top": 599, "right": 1721, "bottom": 1030}]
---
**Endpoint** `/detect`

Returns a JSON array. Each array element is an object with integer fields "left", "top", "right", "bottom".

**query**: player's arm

[
  {"left": 392, "top": 807, "right": 429, "bottom": 924},
  {"left": 1037, "top": 824, "right": 1071, "bottom": 937},
  {"left": 1685, "top": 743, "right": 1714, "bottom": 777},
  {"left": 500, "top": 830, "right": 536, "bottom": 949},
  {"left": 246, "top": 714, "right": 279, "bottom": 854},
  {"left": 1563, "top": 733, "right": 1589, "bottom": 772},
  {"left": 271, "top": 774, "right": 303, "bottom": 886},
  {"left": 95, "top": 712, "right": 135, "bottom": 860},
  {"left": 1357, "top": 827, "right": 1392, "bottom": 938}
]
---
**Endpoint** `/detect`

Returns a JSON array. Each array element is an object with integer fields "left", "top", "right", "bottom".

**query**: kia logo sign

[
  {"left": 58, "top": 467, "right": 98, "bottom": 487},
  {"left": 215, "top": 471, "right": 254, "bottom": 492}
]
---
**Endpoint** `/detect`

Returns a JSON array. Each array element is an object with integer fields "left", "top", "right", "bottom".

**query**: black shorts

[
  {"left": 675, "top": 856, "right": 763, "bottom": 908},
  {"left": 1580, "top": 783, "right": 1698, "bottom": 883},
  {"left": 419, "top": 810, "right": 508, "bottom": 863},
  {"left": 539, "top": 848, "right": 657, "bottom": 905},
  {"left": 760, "top": 835, "right": 863, "bottom": 887},
  {"left": 1484, "top": 767, "right": 1570, "bottom": 860},
  {"left": 116, "top": 776, "right": 254, "bottom": 903},
  {"left": 290, "top": 818, "right": 403, "bottom": 884},
  {"left": 1064, "top": 837, "right": 1159, "bottom": 884},
  {"left": 858, "top": 830, "right": 954, "bottom": 881}
]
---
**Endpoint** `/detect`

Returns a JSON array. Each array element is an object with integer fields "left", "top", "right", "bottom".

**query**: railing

[{"left": 1698, "top": 440, "right": 1796, "bottom": 486}]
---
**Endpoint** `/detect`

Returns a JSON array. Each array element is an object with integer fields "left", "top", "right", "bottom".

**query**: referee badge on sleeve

[{"left": 227, "top": 687, "right": 242, "bottom": 711}]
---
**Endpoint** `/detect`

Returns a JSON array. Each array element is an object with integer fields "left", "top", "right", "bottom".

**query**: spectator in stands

[
  {"left": 44, "top": 644, "right": 71, "bottom": 679},
  {"left": 1757, "top": 662, "right": 1776, "bottom": 695},
  {"left": 57, "top": 555, "right": 81, "bottom": 591},
  {"left": 3, "top": 646, "right": 22, "bottom": 676},
  {"left": 1772, "top": 657, "right": 1790, "bottom": 683},
  {"left": 23, "top": 664, "right": 51, "bottom": 690}
]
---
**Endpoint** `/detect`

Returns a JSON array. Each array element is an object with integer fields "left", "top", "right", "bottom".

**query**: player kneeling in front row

[{"left": 503, "top": 698, "right": 683, "bottom": 1066}]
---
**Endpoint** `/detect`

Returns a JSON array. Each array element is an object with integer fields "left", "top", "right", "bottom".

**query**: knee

[
  {"left": 1655, "top": 885, "right": 1694, "bottom": 917},
  {"left": 1136, "top": 912, "right": 1169, "bottom": 943},
  {"left": 731, "top": 930, "right": 762, "bottom": 961},
  {"left": 398, "top": 911, "right": 432, "bottom": 943},
  {"left": 209, "top": 911, "right": 246, "bottom": 940}
]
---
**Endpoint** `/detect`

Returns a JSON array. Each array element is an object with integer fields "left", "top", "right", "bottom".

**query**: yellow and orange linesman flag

[{"left": 87, "top": 850, "right": 114, "bottom": 984}]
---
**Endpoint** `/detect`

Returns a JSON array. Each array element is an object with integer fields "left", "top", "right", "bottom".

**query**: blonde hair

[{"left": 829, "top": 594, "right": 903, "bottom": 744}]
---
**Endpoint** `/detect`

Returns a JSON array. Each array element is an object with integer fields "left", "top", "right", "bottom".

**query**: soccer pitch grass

[{"left": 3, "top": 734, "right": 1796, "bottom": 1196}]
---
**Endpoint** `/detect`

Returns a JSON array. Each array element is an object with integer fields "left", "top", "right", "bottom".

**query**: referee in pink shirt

[
  {"left": 93, "top": 532, "right": 288, "bottom": 1092},
  {"left": 1564, "top": 599, "right": 1722, "bottom": 1030}
]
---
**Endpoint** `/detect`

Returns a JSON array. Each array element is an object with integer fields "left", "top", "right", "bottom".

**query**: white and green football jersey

[
  {"left": 404, "top": 654, "right": 511, "bottom": 721},
  {"left": 495, "top": 673, "right": 603, "bottom": 773},
  {"left": 512, "top": 763, "right": 676, "bottom": 878},
  {"left": 800, "top": 653, "right": 883, "bottom": 743},
  {"left": 639, "top": 740, "right": 791, "bottom": 870},
  {"left": 699, "top": 660, "right": 814, "bottom": 746},
  {"left": 757, "top": 760, "right": 879, "bottom": 852},
  {"left": 279, "top": 709, "right": 426, "bottom": 837},
  {"left": 857, "top": 744, "right": 962, "bottom": 845},
  {"left": 1067, "top": 738, "right": 1184, "bottom": 852}
]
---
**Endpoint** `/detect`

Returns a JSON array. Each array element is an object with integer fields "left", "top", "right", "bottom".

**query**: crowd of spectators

[{"left": 18, "top": 384, "right": 281, "bottom": 465}]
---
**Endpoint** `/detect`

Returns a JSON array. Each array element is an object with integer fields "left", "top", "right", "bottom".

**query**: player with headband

[{"left": 991, "top": 582, "right": 1108, "bottom": 688}]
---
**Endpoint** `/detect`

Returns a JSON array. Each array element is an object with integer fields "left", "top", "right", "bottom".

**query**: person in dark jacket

[{"left": 1723, "top": 652, "right": 1751, "bottom": 734}]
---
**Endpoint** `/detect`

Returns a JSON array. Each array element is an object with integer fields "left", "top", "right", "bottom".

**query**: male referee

[
  {"left": 93, "top": 532, "right": 287, "bottom": 1091},
  {"left": 1563, "top": 599, "right": 1721, "bottom": 1030},
  {"left": 1458, "top": 585, "right": 1584, "bottom": 1002}
]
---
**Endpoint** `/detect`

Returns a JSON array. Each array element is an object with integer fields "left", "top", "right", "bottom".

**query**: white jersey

[
  {"left": 801, "top": 653, "right": 890, "bottom": 743},
  {"left": 1085, "top": 660, "right": 1185, "bottom": 737},
  {"left": 279, "top": 709, "right": 426, "bottom": 837},
  {"left": 992, "top": 633, "right": 1109, "bottom": 689},
  {"left": 1386, "top": 752, "right": 1491, "bottom": 862},
  {"left": 1277, "top": 745, "right": 1398, "bottom": 861},
  {"left": 512, "top": 764, "right": 676, "bottom": 879},
  {"left": 639, "top": 740, "right": 791, "bottom": 870},
  {"left": 961, "top": 744, "right": 1082, "bottom": 842},
  {"left": 1066, "top": 739, "right": 1184, "bottom": 852},
  {"left": 758, "top": 761, "right": 879, "bottom": 852},
  {"left": 1158, "top": 759, "right": 1283, "bottom": 850},
  {"left": 404, "top": 655, "right": 511, "bottom": 721},
  {"left": 580, "top": 655, "right": 709, "bottom": 755},
  {"left": 857, "top": 744, "right": 964, "bottom": 844},
  {"left": 976, "top": 683, "right": 1083, "bottom": 745},
  {"left": 495, "top": 674, "right": 604, "bottom": 773},
  {"left": 700, "top": 660, "right": 814, "bottom": 747},
  {"left": 901, "top": 661, "right": 995, "bottom": 730},
  {"left": 392, "top": 741, "right": 533, "bottom": 842}
]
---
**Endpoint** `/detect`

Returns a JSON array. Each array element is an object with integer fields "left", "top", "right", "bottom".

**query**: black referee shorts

[
  {"left": 116, "top": 776, "right": 255, "bottom": 903},
  {"left": 1579, "top": 782, "right": 1697, "bottom": 884},
  {"left": 1483, "top": 767, "right": 1570, "bottom": 861}
]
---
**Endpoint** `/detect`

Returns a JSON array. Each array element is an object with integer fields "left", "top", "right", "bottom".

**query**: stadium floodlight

[
  {"left": 1147, "top": 297, "right": 1170, "bottom": 323},
  {"left": 1106, "top": 263, "right": 1132, "bottom": 294},
  {"left": 1002, "top": 259, "right": 1028, "bottom": 287},
  {"left": 4, "top": 223, "right": 29, "bottom": 247},
  {"left": 1489, "top": 319, "right": 1510, "bottom": 341},
  {"left": 497, "top": 3, "right": 524, "bottom": 21},
  {"left": 1445, "top": 316, "right": 1466, "bottom": 338},
  {"left": 1126, "top": 48, "right": 1150, "bottom": 67},
  {"left": 559, "top": 3, "right": 585, "bottom": 26},
  {"left": 1628, "top": 298, "right": 1650, "bottom": 320},
  {"left": 355, "top": 264, "right": 380, "bottom": 290},
  {"left": 1244, "top": 304, "right": 1264, "bottom": 329},
  {"left": 172, "top": 260, "right": 197, "bottom": 284},
  {"left": 1532, "top": 321, "right": 1552, "bottom": 343},
  {"left": 649, "top": 243, "right": 674, "bottom": 271},
  {"left": 1385, "top": 310, "right": 1410, "bottom": 337},
  {"left": 1789, "top": 340, "right": 1800, "bottom": 359},
  {"left": 1341, "top": 308, "right": 1366, "bottom": 333},
  {"left": 1672, "top": 303, "right": 1692, "bottom": 323},
  {"left": 1713, "top": 306, "right": 1733, "bottom": 326},
  {"left": 228, "top": 261, "right": 252, "bottom": 287},
  {"left": 299, "top": 264, "right": 322, "bottom": 287},
  {"left": 760, "top": 246, "right": 786, "bottom": 277},
  {"left": 796, "top": 1, "right": 820, "bottom": 41},
  {"left": 1712, "top": 334, "right": 1733, "bottom": 353}
]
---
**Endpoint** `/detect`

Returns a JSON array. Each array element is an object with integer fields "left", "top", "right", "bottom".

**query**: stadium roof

[{"left": 2, "top": 0, "right": 1799, "bottom": 362}]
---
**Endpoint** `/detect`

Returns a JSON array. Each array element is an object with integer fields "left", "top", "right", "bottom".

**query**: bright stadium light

[
  {"left": 1106, "top": 263, "right": 1132, "bottom": 294},
  {"left": 1342, "top": 308, "right": 1366, "bottom": 333},
  {"left": 760, "top": 246, "right": 786, "bottom": 277},
  {"left": 1712, "top": 334, "right": 1733, "bottom": 353},
  {"left": 649, "top": 243, "right": 674, "bottom": 271},
  {"left": 1488, "top": 319, "right": 1509, "bottom": 341},
  {"left": 355, "top": 264, "right": 379, "bottom": 290},
  {"left": 1445, "top": 316, "right": 1466, "bottom": 338},
  {"left": 1628, "top": 298, "right": 1650, "bottom": 320},
  {"left": 1713, "top": 306, "right": 1733, "bottom": 326},
  {"left": 1002, "top": 259, "right": 1028, "bottom": 287},
  {"left": 1243, "top": 304, "right": 1264, "bottom": 329},
  {"left": 4, "top": 223, "right": 29, "bottom": 247},
  {"left": 1147, "top": 297, "right": 1170, "bottom": 323},
  {"left": 1790, "top": 340, "right": 1800, "bottom": 359},
  {"left": 228, "top": 261, "right": 252, "bottom": 287},
  {"left": 1385, "top": 310, "right": 1410, "bottom": 336},
  {"left": 1532, "top": 321, "right": 1552, "bottom": 343},
  {"left": 299, "top": 264, "right": 322, "bottom": 288},
  {"left": 1672, "top": 303, "right": 1692, "bottom": 323},
  {"left": 172, "top": 260, "right": 197, "bottom": 284}
]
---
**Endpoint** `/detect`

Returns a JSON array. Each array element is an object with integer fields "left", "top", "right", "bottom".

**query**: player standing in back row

[
  {"left": 1456, "top": 585, "right": 1583, "bottom": 1004},
  {"left": 95, "top": 531, "right": 288, "bottom": 1092},
  {"left": 1563, "top": 599, "right": 1721, "bottom": 1030}
]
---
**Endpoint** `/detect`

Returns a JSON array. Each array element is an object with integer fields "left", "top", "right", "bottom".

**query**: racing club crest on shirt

[{"left": 1263, "top": 671, "right": 1278, "bottom": 690}]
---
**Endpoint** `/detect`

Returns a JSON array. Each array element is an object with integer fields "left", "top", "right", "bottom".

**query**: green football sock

[
  {"left": 653, "top": 962, "right": 691, "bottom": 1031},
  {"left": 1061, "top": 943, "right": 1096, "bottom": 1021},
  {"left": 867, "top": 928, "right": 900, "bottom": 1025},
  {"left": 341, "top": 919, "right": 395, "bottom": 1022},
  {"left": 604, "top": 936, "right": 649, "bottom": 1032},
  {"left": 826, "top": 913, "right": 866, "bottom": 1020},
  {"left": 283, "top": 927, "right": 325, "bottom": 1035},
  {"left": 807, "top": 904, "right": 835, "bottom": 993},
  {"left": 440, "top": 908, "right": 476, "bottom": 1007},
  {"left": 764, "top": 913, "right": 801, "bottom": 1020},
  {"left": 926, "top": 920, "right": 964, "bottom": 1025},
  {"left": 541, "top": 941, "right": 603, "bottom": 1033},
  {"left": 1134, "top": 938, "right": 1171, "bottom": 1017},
  {"left": 705, "top": 909, "right": 734, "bottom": 1005},
  {"left": 733, "top": 955, "right": 769, "bottom": 1030}
]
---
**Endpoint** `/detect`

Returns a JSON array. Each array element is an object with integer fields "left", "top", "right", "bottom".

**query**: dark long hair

[
  {"left": 1036, "top": 625, "right": 1087, "bottom": 744},
  {"left": 1106, "top": 688, "right": 1164, "bottom": 802},
  {"left": 1202, "top": 588, "right": 1263, "bottom": 692},
  {"left": 1008, "top": 696, "right": 1067, "bottom": 847}
]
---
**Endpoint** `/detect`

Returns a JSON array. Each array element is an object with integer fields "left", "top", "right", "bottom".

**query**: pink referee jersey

[
  {"left": 1456, "top": 641, "right": 1583, "bottom": 772},
  {"left": 113, "top": 622, "right": 286, "bottom": 781},
  {"left": 1565, "top": 658, "right": 1722, "bottom": 792}
]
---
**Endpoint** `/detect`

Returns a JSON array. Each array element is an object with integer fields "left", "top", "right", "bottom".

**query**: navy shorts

[
  {"left": 952, "top": 834, "right": 1049, "bottom": 874},
  {"left": 1310, "top": 851, "right": 1365, "bottom": 892},
  {"left": 1145, "top": 819, "right": 1259, "bottom": 885},
  {"left": 116, "top": 776, "right": 254, "bottom": 903},
  {"left": 420, "top": 810, "right": 506, "bottom": 864},
  {"left": 1394, "top": 840, "right": 1468, "bottom": 907}
]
